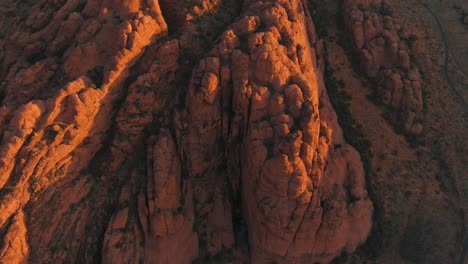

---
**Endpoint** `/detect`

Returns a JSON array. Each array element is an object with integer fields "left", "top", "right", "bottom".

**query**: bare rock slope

[{"left": 0, "top": 0, "right": 372, "bottom": 263}]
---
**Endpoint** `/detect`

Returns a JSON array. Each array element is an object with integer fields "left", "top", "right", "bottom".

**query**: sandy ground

[
  {"left": 326, "top": 38, "right": 464, "bottom": 263},
  {"left": 393, "top": 1, "right": 468, "bottom": 263},
  {"left": 417, "top": 0, "right": 468, "bottom": 95},
  {"left": 316, "top": 0, "right": 468, "bottom": 262},
  {"left": 405, "top": 0, "right": 468, "bottom": 106},
  {"left": 422, "top": 0, "right": 468, "bottom": 74}
]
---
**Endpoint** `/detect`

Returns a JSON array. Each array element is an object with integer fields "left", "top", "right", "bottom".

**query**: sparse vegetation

[
  {"left": 307, "top": 0, "right": 333, "bottom": 38},
  {"left": 318, "top": 5, "right": 388, "bottom": 256},
  {"left": 323, "top": 45, "right": 373, "bottom": 173},
  {"left": 407, "top": 34, "right": 419, "bottom": 48}
]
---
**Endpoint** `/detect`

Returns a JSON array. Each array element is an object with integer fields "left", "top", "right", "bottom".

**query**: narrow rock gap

[
  {"left": 82, "top": 196, "right": 116, "bottom": 264},
  {"left": 159, "top": 0, "right": 184, "bottom": 34},
  {"left": 3, "top": 131, "right": 36, "bottom": 187},
  {"left": 308, "top": 0, "right": 384, "bottom": 260},
  {"left": 0, "top": 90, "right": 5, "bottom": 106},
  {"left": 0, "top": 213, "right": 15, "bottom": 249}
]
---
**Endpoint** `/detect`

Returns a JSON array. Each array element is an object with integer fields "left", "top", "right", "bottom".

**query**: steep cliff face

[{"left": 0, "top": 0, "right": 372, "bottom": 263}]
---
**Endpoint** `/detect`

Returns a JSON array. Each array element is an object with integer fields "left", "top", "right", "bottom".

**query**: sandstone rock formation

[
  {"left": 343, "top": 0, "right": 424, "bottom": 135},
  {"left": 0, "top": 0, "right": 373, "bottom": 263}
]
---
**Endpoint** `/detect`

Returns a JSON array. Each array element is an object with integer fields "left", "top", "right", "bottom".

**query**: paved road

[{"left": 415, "top": 1, "right": 468, "bottom": 263}]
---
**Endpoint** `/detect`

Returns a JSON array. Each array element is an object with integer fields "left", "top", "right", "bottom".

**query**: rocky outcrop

[
  {"left": 102, "top": 130, "right": 198, "bottom": 264},
  {"left": 343, "top": 0, "right": 424, "bottom": 135},
  {"left": 0, "top": 0, "right": 169, "bottom": 262},
  {"left": 181, "top": 0, "right": 372, "bottom": 262},
  {"left": 0, "top": 0, "right": 372, "bottom": 263},
  {"left": 0, "top": 211, "right": 28, "bottom": 263}
]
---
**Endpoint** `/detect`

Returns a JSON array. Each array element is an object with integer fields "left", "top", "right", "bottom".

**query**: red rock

[
  {"left": 0, "top": 211, "right": 28, "bottom": 263},
  {"left": 0, "top": 0, "right": 373, "bottom": 263},
  {"left": 399, "top": 50, "right": 410, "bottom": 70},
  {"left": 344, "top": 0, "right": 424, "bottom": 134}
]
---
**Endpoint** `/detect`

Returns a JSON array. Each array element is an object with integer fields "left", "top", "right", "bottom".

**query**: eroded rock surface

[
  {"left": 0, "top": 0, "right": 372, "bottom": 263},
  {"left": 343, "top": 0, "right": 424, "bottom": 135}
]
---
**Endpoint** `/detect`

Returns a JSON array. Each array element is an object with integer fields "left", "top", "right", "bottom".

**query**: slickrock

[
  {"left": 0, "top": 210, "right": 28, "bottom": 264},
  {"left": 182, "top": 0, "right": 372, "bottom": 262},
  {"left": 343, "top": 0, "right": 424, "bottom": 135},
  {"left": 102, "top": 131, "right": 198, "bottom": 264},
  {"left": 0, "top": 0, "right": 169, "bottom": 261},
  {"left": 0, "top": 0, "right": 373, "bottom": 263}
]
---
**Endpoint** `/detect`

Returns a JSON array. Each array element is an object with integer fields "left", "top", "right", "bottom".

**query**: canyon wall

[{"left": 0, "top": 0, "right": 372, "bottom": 263}]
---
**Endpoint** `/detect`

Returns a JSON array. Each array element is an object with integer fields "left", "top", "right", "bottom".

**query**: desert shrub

[
  {"left": 307, "top": 0, "right": 330, "bottom": 37},
  {"left": 407, "top": 34, "right": 419, "bottom": 48},
  {"left": 323, "top": 38, "right": 386, "bottom": 260}
]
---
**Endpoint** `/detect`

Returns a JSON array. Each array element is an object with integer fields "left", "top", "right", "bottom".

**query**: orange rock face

[{"left": 0, "top": 0, "right": 372, "bottom": 263}]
